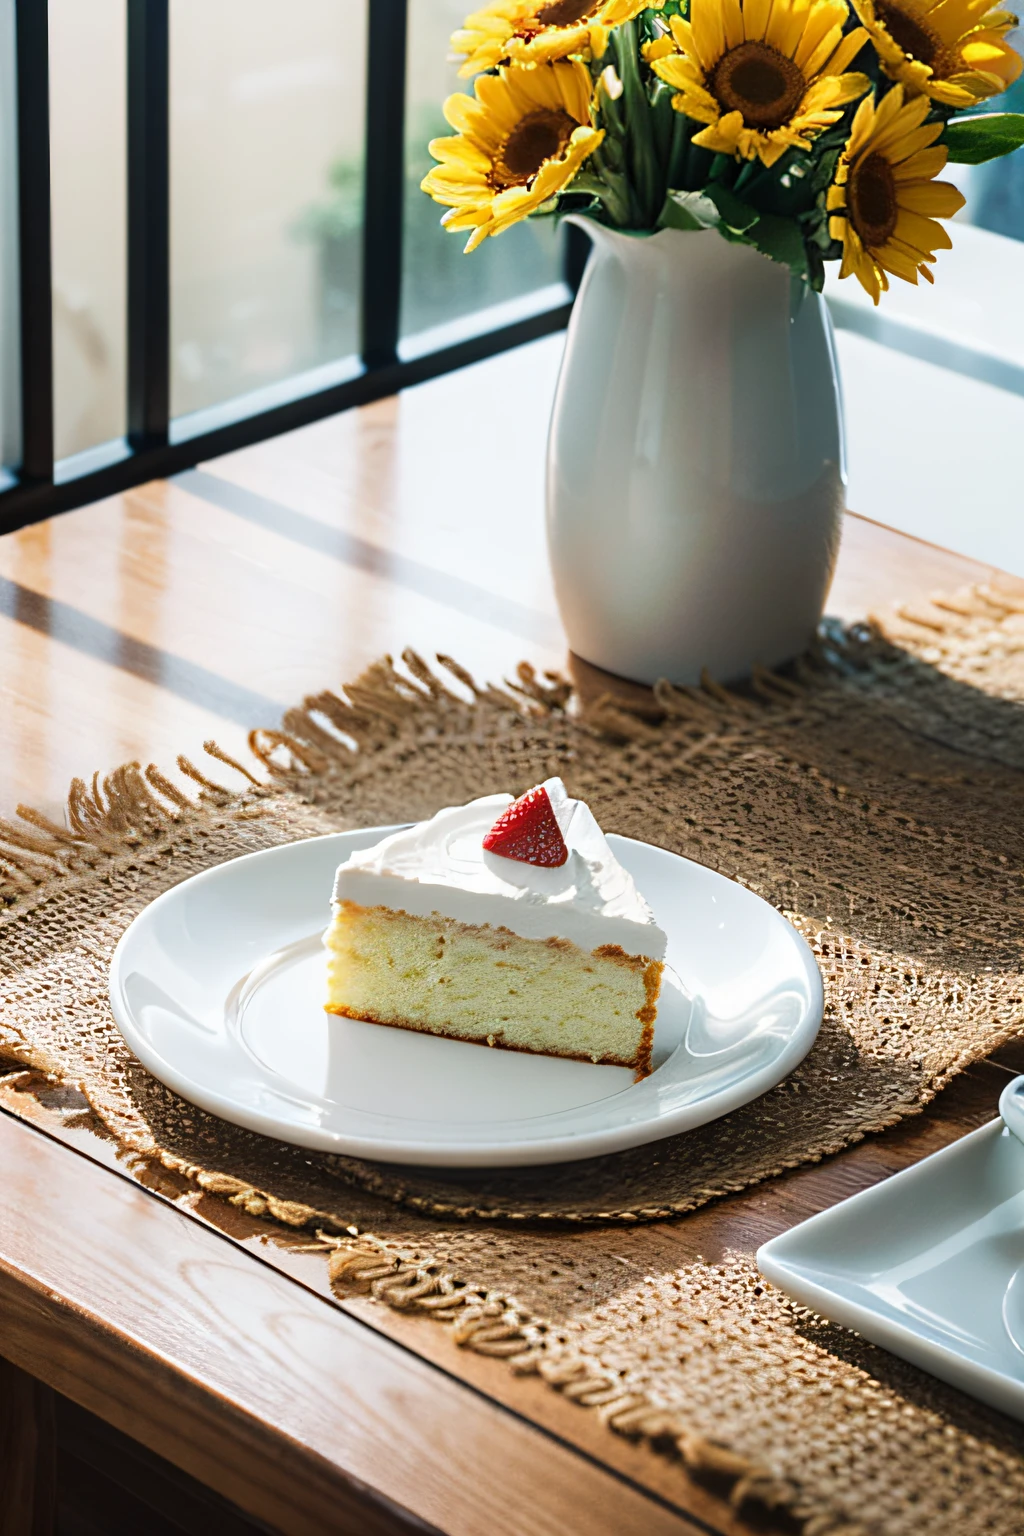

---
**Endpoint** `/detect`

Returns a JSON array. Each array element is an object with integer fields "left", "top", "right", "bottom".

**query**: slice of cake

[{"left": 324, "top": 778, "right": 665, "bottom": 1077}]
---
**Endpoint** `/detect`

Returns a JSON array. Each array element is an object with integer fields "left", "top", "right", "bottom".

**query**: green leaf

[
  {"left": 747, "top": 213, "right": 808, "bottom": 278},
  {"left": 661, "top": 178, "right": 810, "bottom": 276},
  {"left": 942, "top": 112, "right": 1024, "bottom": 164},
  {"left": 807, "top": 145, "right": 843, "bottom": 198},
  {"left": 702, "top": 182, "right": 760, "bottom": 234},
  {"left": 657, "top": 189, "right": 720, "bottom": 231}
]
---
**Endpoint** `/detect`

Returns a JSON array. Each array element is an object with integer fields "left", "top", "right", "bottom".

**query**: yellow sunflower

[
  {"left": 421, "top": 61, "right": 604, "bottom": 251},
  {"left": 451, "top": 1, "right": 660, "bottom": 77},
  {"left": 852, "top": 0, "right": 1021, "bottom": 106},
  {"left": 648, "top": 0, "right": 871, "bottom": 168},
  {"left": 827, "top": 85, "right": 965, "bottom": 301}
]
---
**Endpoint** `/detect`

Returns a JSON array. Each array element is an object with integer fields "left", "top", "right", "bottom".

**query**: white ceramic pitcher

[{"left": 546, "top": 219, "right": 846, "bottom": 686}]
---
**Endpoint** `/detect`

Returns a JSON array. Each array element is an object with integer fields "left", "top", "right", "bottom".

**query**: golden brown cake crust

[
  {"left": 632, "top": 960, "right": 664, "bottom": 1081},
  {"left": 592, "top": 942, "right": 648, "bottom": 974}
]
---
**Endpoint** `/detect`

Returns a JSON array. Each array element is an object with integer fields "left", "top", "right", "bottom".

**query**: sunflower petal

[
  {"left": 896, "top": 178, "right": 966, "bottom": 216},
  {"left": 891, "top": 144, "right": 949, "bottom": 179},
  {"left": 894, "top": 207, "right": 955, "bottom": 251},
  {"left": 742, "top": 0, "right": 774, "bottom": 44},
  {"left": 723, "top": 0, "right": 747, "bottom": 48},
  {"left": 793, "top": 1, "right": 848, "bottom": 66},
  {"left": 824, "top": 25, "right": 870, "bottom": 73},
  {"left": 773, "top": 0, "right": 812, "bottom": 54},
  {"left": 692, "top": 0, "right": 728, "bottom": 66}
]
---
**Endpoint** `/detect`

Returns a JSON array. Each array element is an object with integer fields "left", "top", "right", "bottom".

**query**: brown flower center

[
  {"left": 848, "top": 150, "right": 899, "bottom": 247},
  {"left": 491, "top": 108, "right": 578, "bottom": 189},
  {"left": 532, "top": 0, "right": 600, "bottom": 25},
  {"left": 874, "top": 0, "right": 941, "bottom": 65},
  {"left": 710, "top": 42, "right": 807, "bottom": 130}
]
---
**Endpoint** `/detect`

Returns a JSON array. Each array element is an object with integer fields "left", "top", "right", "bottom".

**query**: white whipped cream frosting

[{"left": 332, "top": 777, "right": 666, "bottom": 959}]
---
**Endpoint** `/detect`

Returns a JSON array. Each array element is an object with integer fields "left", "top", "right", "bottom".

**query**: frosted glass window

[
  {"left": 170, "top": 0, "right": 367, "bottom": 421},
  {"left": 49, "top": 0, "right": 127, "bottom": 462},
  {"left": 403, "top": 0, "right": 562, "bottom": 343}
]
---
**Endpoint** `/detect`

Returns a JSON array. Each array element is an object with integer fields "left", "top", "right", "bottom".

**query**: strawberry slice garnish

[{"left": 482, "top": 784, "right": 569, "bottom": 867}]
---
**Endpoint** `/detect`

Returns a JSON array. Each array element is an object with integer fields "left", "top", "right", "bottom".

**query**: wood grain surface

[{"left": 2, "top": 332, "right": 1021, "bottom": 1536}]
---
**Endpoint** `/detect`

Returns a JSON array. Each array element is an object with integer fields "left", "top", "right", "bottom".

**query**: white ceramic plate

[
  {"left": 109, "top": 828, "right": 823, "bottom": 1167},
  {"left": 757, "top": 1116, "right": 1024, "bottom": 1422}
]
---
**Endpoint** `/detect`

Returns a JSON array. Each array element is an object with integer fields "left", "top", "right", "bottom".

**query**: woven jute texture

[{"left": 3, "top": 588, "right": 1024, "bottom": 1535}]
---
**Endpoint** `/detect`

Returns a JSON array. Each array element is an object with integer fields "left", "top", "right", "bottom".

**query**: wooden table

[{"left": 1, "top": 334, "right": 1020, "bottom": 1536}]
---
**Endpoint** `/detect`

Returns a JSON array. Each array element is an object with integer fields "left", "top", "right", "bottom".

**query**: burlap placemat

[{"left": 3, "top": 587, "right": 1024, "bottom": 1535}]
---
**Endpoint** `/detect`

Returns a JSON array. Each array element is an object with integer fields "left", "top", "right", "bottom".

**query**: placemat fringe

[{"left": 317, "top": 1232, "right": 874, "bottom": 1535}]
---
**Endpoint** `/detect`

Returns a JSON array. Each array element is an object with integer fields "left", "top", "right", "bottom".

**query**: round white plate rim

[{"left": 108, "top": 829, "right": 824, "bottom": 1166}]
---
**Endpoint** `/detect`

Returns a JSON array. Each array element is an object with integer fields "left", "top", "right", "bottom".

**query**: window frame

[{"left": 0, "top": 0, "right": 575, "bottom": 535}]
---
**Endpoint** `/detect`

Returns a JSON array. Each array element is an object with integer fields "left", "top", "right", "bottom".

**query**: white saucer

[
  {"left": 758, "top": 1116, "right": 1024, "bottom": 1422},
  {"left": 109, "top": 828, "right": 823, "bottom": 1167}
]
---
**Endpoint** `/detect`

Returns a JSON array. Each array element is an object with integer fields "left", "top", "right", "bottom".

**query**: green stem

[
  {"left": 708, "top": 152, "right": 738, "bottom": 185},
  {"left": 613, "top": 21, "right": 661, "bottom": 229},
  {"left": 733, "top": 160, "right": 761, "bottom": 194},
  {"left": 598, "top": 80, "right": 627, "bottom": 140},
  {"left": 600, "top": 145, "right": 643, "bottom": 226},
  {"left": 682, "top": 135, "right": 716, "bottom": 190},
  {"left": 572, "top": 163, "right": 632, "bottom": 227},
  {"left": 667, "top": 109, "right": 696, "bottom": 190},
  {"left": 650, "top": 80, "right": 676, "bottom": 173}
]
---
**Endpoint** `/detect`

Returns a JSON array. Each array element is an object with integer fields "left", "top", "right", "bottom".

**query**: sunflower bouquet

[{"left": 422, "top": 0, "right": 1024, "bottom": 301}]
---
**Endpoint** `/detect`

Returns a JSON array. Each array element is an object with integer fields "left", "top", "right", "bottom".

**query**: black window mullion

[
  {"left": 127, "top": 0, "right": 170, "bottom": 450},
  {"left": 361, "top": 0, "right": 408, "bottom": 371},
  {"left": 14, "top": 0, "right": 54, "bottom": 486}
]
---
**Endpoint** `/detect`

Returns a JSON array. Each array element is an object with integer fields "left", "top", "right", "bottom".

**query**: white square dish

[{"left": 758, "top": 1118, "right": 1024, "bottom": 1422}]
